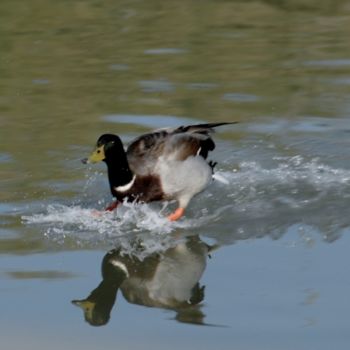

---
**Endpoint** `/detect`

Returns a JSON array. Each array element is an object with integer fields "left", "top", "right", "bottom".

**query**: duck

[
  {"left": 72, "top": 235, "right": 215, "bottom": 326},
  {"left": 82, "top": 122, "right": 236, "bottom": 221}
]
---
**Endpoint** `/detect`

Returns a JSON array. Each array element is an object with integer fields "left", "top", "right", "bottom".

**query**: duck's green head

[{"left": 82, "top": 134, "right": 122, "bottom": 164}]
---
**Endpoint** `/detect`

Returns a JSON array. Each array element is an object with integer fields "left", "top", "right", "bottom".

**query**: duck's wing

[
  {"left": 126, "top": 130, "right": 168, "bottom": 175},
  {"left": 126, "top": 122, "right": 237, "bottom": 175},
  {"left": 164, "top": 122, "right": 237, "bottom": 135}
]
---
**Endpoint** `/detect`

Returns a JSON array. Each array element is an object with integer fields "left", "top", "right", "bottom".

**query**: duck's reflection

[{"left": 72, "top": 235, "right": 216, "bottom": 326}]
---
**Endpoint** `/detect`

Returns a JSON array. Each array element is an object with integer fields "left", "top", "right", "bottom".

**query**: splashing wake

[{"left": 22, "top": 156, "right": 350, "bottom": 250}]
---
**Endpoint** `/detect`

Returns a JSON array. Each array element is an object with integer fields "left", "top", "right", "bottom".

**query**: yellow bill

[{"left": 82, "top": 145, "right": 105, "bottom": 164}]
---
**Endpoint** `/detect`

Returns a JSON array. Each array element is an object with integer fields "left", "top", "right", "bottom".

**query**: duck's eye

[{"left": 97, "top": 150, "right": 101, "bottom": 154}]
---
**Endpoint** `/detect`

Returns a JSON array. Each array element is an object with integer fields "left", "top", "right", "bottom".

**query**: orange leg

[
  {"left": 105, "top": 201, "right": 119, "bottom": 212},
  {"left": 167, "top": 207, "right": 185, "bottom": 221}
]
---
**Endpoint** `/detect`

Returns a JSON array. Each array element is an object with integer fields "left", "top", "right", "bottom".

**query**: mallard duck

[
  {"left": 82, "top": 122, "right": 236, "bottom": 220},
  {"left": 72, "top": 235, "right": 213, "bottom": 326}
]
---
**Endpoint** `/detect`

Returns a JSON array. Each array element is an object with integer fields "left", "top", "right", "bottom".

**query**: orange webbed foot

[{"left": 167, "top": 207, "right": 185, "bottom": 221}]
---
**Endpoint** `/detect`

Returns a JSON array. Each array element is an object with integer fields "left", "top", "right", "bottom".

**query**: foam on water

[
  {"left": 198, "top": 156, "right": 350, "bottom": 244},
  {"left": 21, "top": 200, "right": 206, "bottom": 256},
  {"left": 22, "top": 156, "right": 350, "bottom": 253}
]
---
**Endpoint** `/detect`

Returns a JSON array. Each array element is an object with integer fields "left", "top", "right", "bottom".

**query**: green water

[{"left": 1, "top": 1, "right": 350, "bottom": 349}]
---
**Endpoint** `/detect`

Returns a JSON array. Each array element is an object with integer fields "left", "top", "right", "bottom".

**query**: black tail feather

[
  {"left": 178, "top": 122, "right": 238, "bottom": 134},
  {"left": 199, "top": 138, "right": 215, "bottom": 158}
]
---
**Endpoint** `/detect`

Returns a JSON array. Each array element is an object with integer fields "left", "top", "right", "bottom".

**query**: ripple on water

[
  {"left": 32, "top": 79, "right": 50, "bottom": 85},
  {"left": 102, "top": 114, "right": 203, "bottom": 129},
  {"left": 144, "top": 48, "right": 187, "bottom": 55},
  {"left": 0, "top": 203, "right": 17, "bottom": 214},
  {"left": 186, "top": 82, "right": 219, "bottom": 90},
  {"left": 222, "top": 93, "right": 261, "bottom": 103},
  {"left": 0, "top": 153, "right": 13, "bottom": 163},
  {"left": 247, "top": 117, "right": 350, "bottom": 134},
  {"left": 138, "top": 80, "right": 175, "bottom": 93},
  {"left": 303, "top": 59, "right": 350, "bottom": 68}
]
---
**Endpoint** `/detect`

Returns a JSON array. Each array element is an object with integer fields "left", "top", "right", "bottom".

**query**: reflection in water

[{"left": 72, "top": 235, "right": 216, "bottom": 326}]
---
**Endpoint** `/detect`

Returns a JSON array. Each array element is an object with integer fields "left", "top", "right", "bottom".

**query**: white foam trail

[{"left": 22, "top": 156, "right": 350, "bottom": 250}]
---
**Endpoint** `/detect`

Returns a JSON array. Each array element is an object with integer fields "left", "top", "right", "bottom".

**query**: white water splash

[
  {"left": 21, "top": 200, "right": 209, "bottom": 254},
  {"left": 22, "top": 156, "right": 350, "bottom": 250}
]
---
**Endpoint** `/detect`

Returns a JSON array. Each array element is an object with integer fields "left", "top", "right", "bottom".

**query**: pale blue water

[
  {"left": 1, "top": 232, "right": 349, "bottom": 350},
  {"left": 1, "top": 0, "right": 350, "bottom": 349}
]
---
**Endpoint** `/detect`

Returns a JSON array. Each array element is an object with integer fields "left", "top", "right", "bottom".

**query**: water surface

[{"left": 1, "top": 0, "right": 350, "bottom": 349}]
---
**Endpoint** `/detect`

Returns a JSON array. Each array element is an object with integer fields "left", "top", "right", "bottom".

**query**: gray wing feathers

[
  {"left": 126, "top": 122, "right": 236, "bottom": 175},
  {"left": 127, "top": 131, "right": 167, "bottom": 175}
]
